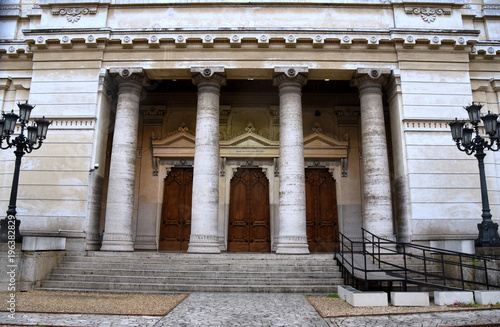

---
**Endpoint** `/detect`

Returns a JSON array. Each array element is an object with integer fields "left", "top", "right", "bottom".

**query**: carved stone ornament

[
  {"left": 405, "top": 7, "right": 451, "bottom": 23},
  {"left": 52, "top": 7, "right": 97, "bottom": 23}
]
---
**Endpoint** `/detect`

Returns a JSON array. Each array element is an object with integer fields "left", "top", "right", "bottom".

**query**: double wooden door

[
  {"left": 228, "top": 168, "right": 271, "bottom": 252},
  {"left": 305, "top": 168, "right": 339, "bottom": 252},
  {"left": 159, "top": 167, "right": 193, "bottom": 251}
]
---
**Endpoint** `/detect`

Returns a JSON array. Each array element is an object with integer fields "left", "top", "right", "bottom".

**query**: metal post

[{"left": 475, "top": 149, "right": 500, "bottom": 247}]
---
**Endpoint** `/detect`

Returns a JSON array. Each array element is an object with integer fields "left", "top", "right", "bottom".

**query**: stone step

[
  {"left": 38, "top": 252, "right": 341, "bottom": 293},
  {"left": 84, "top": 252, "right": 334, "bottom": 261},
  {"left": 51, "top": 267, "right": 342, "bottom": 279},
  {"left": 38, "top": 280, "right": 338, "bottom": 293},
  {"left": 62, "top": 255, "right": 336, "bottom": 265},
  {"left": 56, "top": 262, "right": 338, "bottom": 272},
  {"left": 45, "top": 273, "right": 340, "bottom": 286}
]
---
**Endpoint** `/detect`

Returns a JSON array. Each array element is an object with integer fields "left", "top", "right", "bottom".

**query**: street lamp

[
  {"left": 0, "top": 102, "right": 51, "bottom": 243},
  {"left": 448, "top": 102, "right": 500, "bottom": 247}
]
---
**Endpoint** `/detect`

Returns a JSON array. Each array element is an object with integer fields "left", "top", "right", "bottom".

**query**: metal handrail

[{"left": 334, "top": 227, "right": 500, "bottom": 291}]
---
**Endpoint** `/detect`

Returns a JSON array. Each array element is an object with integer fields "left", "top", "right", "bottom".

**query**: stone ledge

[
  {"left": 22, "top": 236, "right": 66, "bottom": 251},
  {"left": 338, "top": 285, "right": 388, "bottom": 307},
  {"left": 434, "top": 291, "right": 474, "bottom": 306},
  {"left": 474, "top": 290, "right": 500, "bottom": 305},
  {"left": 391, "top": 292, "right": 430, "bottom": 307}
]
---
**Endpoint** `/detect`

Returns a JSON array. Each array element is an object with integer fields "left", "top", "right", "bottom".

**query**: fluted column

[
  {"left": 351, "top": 68, "right": 394, "bottom": 240},
  {"left": 274, "top": 67, "right": 310, "bottom": 254},
  {"left": 101, "top": 68, "right": 146, "bottom": 251},
  {"left": 187, "top": 67, "right": 225, "bottom": 254}
]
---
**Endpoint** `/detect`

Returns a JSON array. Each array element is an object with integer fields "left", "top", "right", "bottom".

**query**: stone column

[
  {"left": 274, "top": 67, "right": 310, "bottom": 254},
  {"left": 187, "top": 67, "right": 225, "bottom": 254},
  {"left": 351, "top": 68, "right": 394, "bottom": 240},
  {"left": 101, "top": 68, "right": 146, "bottom": 251}
]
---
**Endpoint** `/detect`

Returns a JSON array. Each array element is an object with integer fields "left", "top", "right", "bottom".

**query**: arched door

[
  {"left": 228, "top": 168, "right": 271, "bottom": 252},
  {"left": 305, "top": 168, "right": 339, "bottom": 252},
  {"left": 159, "top": 167, "right": 193, "bottom": 251}
]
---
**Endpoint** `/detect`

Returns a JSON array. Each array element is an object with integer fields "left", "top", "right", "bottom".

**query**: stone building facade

[{"left": 1, "top": 0, "right": 499, "bottom": 254}]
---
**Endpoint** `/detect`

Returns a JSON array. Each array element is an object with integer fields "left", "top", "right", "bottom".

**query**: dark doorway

[
  {"left": 228, "top": 168, "right": 271, "bottom": 252},
  {"left": 305, "top": 168, "right": 339, "bottom": 252},
  {"left": 159, "top": 167, "right": 193, "bottom": 251}
]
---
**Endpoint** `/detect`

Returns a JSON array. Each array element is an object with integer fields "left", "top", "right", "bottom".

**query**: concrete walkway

[{"left": 1, "top": 292, "right": 499, "bottom": 327}]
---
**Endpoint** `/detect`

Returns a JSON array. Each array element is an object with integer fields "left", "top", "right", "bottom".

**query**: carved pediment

[
  {"left": 303, "top": 133, "right": 349, "bottom": 149},
  {"left": 221, "top": 132, "right": 278, "bottom": 147},
  {"left": 303, "top": 126, "right": 349, "bottom": 159},
  {"left": 152, "top": 124, "right": 349, "bottom": 160},
  {"left": 152, "top": 126, "right": 196, "bottom": 157}
]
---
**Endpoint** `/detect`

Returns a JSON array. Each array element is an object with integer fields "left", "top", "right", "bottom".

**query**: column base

[
  {"left": 187, "top": 234, "right": 221, "bottom": 253},
  {"left": 86, "top": 241, "right": 101, "bottom": 251},
  {"left": 187, "top": 243, "right": 221, "bottom": 254},
  {"left": 276, "top": 243, "right": 310, "bottom": 255},
  {"left": 100, "top": 241, "right": 134, "bottom": 252}
]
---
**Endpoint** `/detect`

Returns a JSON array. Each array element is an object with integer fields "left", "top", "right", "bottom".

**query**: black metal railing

[{"left": 335, "top": 228, "right": 500, "bottom": 291}]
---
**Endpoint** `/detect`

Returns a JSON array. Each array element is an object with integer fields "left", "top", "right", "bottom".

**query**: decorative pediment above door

[
  {"left": 152, "top": 123, "right": 349, "bottom": 160},
  {"left": 152, "top": 126, "right": 196, "bottom": 158}
]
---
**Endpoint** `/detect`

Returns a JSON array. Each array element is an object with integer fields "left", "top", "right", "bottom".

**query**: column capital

[
  {"left": 350, "top": 68, "right": 392, "bottom": 90},
  {"left": 109, "top": 68, "right": 149, "bottom": 99},
  {"left": 191, "top": 66, "right": 226, "bottom": 87},
  {"left": 273, "top": 67, "right": 308, "bottom": 87}
]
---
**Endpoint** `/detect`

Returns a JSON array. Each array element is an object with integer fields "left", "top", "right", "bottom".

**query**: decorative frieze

[
  {"left": 52, "top": 6, "right": 97, "bottom": 23},
  {"left": 471, "top": 42, "right": 500, "bottom": 58},
  {"left": 404, "top": 120, "right": 474, "bottom": 132},
  {"left": 405, "top": 7, "right": 452, "bottom": 23}
]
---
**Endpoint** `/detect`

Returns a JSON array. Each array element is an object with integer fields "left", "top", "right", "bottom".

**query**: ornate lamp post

[
  {"left": 448, "top": 103, "right": 500, "bottom": 247},
  {"left": 0, "top": 102, "right": 51, "bottom": 243}
]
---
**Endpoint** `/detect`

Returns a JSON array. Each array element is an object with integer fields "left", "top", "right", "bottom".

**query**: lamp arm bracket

[
  {"left": 456, "top": 141, "right": 469, "bottom": 153},
  {"left": 30, "top": 141, "right": 43, "bottom": 151}
]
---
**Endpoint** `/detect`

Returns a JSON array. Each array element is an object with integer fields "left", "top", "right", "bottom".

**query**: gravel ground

[
  {"left": 0, "top": 291, "right": 188, "bottom": 315},
  {"left": 307, "top": 295, "right": 500, "bottom": 318},
  {"left": 2, "top": 291, "right": 499, "bottom": 318}
]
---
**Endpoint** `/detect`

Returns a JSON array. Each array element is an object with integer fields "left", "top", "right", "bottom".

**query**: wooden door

[
  {"left": 305, "top": 168, "right": 339, "bottom": 252},
  {"left": 159, "top": 167, "right": 193, "bottom": 251},
  {"left": 228, "top": 168, "right": 271, "bottom": 252}
]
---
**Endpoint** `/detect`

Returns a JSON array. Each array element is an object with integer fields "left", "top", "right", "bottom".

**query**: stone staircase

[{"left": 37, "top": 252, "right": 343, "bottom": 293}]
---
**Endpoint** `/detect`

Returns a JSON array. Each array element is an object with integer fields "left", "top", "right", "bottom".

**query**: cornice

[{"left": 17, "top": 27, "right": 480, "bottom": 52}]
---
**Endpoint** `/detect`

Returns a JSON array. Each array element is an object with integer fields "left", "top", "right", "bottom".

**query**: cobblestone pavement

[
  {"left": 0, "top": 312, "right": 161, "bottom": 326},
  {"left": 156, "top": 292, "right": 328, "bottom": 327},
  {"left": 1, "top": 293, "right": 500, "bottom": 327},
  {"left": 327, "top": 309, "right": 500, "bottom": 327}
]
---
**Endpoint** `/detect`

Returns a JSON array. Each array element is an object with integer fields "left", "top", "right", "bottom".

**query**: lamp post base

[
  {"left": 0, "top": 216, "right": 23, "bottom": 243},
  {"left": 475, "top": 220, "right": 500, "bottom": 247}
]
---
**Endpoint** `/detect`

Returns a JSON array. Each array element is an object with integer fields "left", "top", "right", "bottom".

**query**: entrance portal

[
  {"left": 305, "top": 168, "right": 339, "bottom": 252},
  {"left": 159, "top": 167, "right": 193, "bottom": 251},
  {"left": 228, "top": 168, "right": 271, "bottom": 252}
]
